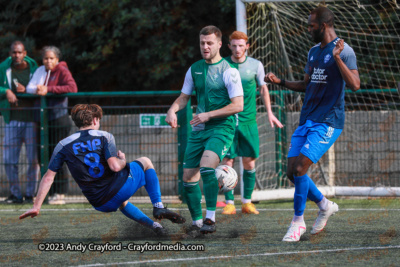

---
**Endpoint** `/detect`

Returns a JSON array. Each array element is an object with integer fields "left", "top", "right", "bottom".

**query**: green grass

[{"left": 1, "top": 199, "right": 399, "bottom": 266}]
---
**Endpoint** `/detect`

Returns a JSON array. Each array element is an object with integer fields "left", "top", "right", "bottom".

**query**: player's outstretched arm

[
  {"left": 265, "top": 72, "right": 309, "bottom": 93},
  {"left": 259, "top": 84, "right": 283, "bottom": 128},
  {"left": 333, "top": 39, "right": 360, "bottom": 92},
  {"left": 19, "top": 170, "right": 56, "bottom": 220},
  {"left": 107, "top": 150, "right": 127, "bottom": 172},
  {"left": 190, "top": 96, "right": 243, "bottom": 126},
  {"left": 166, "top": 93, "right": 191, "bottom": 128}
]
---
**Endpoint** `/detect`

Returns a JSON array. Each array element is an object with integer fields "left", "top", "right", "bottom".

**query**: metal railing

[
  {"left": 1, "top": 89, "right": 398, "bottom": 201},
  {"left": 0, "top": 92, "right": 188, "bottom": 200}
]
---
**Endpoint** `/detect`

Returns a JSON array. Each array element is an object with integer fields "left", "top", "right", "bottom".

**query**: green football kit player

[
  {"left": 166, "top": 26, "right": 244, "bottom": 236},
  {"left": 221, "top": 31, "right": 283, "bottom": 215}
]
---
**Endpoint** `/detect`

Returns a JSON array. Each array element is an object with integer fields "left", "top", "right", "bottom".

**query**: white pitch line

[
  {"left": 73, "top": 245, "right": 400, "bottom": 267},
  {"left": 2, "top": 208, "right": 400, "bottom": 212},
  {"left": 0, "top": 208, "right": 95, "bottom": 212}
]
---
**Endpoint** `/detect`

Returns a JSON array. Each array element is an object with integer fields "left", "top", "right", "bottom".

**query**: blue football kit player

[
  {"left": 265, "top": 7, "right": 360, "bottom": 241},
  {"left": 20, "top": 104, "right": 185, "bottom": 236}
]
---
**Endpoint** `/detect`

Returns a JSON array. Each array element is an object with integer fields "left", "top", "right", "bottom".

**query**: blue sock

[
  {"left": 144, "top": 169, "right": 162, "bottom": 204},
  {"left": 120, "top": 202, "right": 154, "bottom": 228},
  {"left": 294, "top": 174, "right": 309, "bottom": 216},
  {"left": 306, "top": 175, "right": 323, "bottom": 203}
]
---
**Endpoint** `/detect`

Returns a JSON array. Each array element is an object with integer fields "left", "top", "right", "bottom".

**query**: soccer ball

[{"left": 215, "top": 165, "right": 238, "bottom": 193}]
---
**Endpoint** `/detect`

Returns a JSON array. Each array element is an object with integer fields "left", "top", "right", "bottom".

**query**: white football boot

[
  {"left": 282, "top": 221, "right": 306, "bottom": 242},
  {"left": 310, "top": 201, "right": 339, "bottom": 235}
]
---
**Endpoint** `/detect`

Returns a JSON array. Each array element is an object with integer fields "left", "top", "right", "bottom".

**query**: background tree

[{"left": 0, "top": 0, "right": 236, "bottom": 104}]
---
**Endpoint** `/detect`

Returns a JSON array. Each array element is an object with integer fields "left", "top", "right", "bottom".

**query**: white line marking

[
  {"left": 2, "top": 208, "right": 400, "bottom": 212},
  {"left": 73, "top": 245, "right": 400, "bottom": 266},
  {"left": 0, "top": 208, "right": 95, "bottom": 212}
]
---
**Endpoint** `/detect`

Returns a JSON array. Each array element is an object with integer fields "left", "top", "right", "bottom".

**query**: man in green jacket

[{"left": 0, "top": 41, "right": 38, "bottom": 204}]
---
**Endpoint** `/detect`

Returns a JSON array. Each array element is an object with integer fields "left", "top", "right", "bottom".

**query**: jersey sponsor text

[{"left": 311, "top": 68, "right": 328, "bottom": 83}]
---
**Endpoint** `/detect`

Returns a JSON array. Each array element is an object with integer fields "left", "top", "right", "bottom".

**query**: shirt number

[{"left": 84, "top": 153, "right": 104, "bottom": 178}]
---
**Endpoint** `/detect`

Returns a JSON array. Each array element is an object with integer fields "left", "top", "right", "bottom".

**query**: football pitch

[{"left": 1, "top": 198, "right": 399, "bottom": 266}]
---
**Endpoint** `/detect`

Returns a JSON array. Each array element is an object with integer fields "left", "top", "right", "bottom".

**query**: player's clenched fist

[
  {"left": 333, "top": 38, "right": 344, "bottom": 59},
  {"left": 6, "top": 90, "right": 18, "bottom": 105},
  {"left": 117, "top": 150, "right": 125, "bottom": 161},
  {"left": 264, "top": 72, "right": 281, "bottom": 85}
]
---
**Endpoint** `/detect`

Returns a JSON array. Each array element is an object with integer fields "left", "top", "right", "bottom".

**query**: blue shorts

[
  {"left": 94, "top": 161, "right": 145, "bottom": 212},
  {"left": 287, "top": 120, "right": 342, "bottom": 163}
]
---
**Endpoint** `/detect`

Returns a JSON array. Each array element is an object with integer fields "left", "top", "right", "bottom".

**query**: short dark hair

[
  {"left": 71, "top": 104, "right": 103, "bottom": 128},
  {"left": 10, "top": 41, "right": 25, "bottom": 51},
  {"left": 199, "top": 25, "right": 222, "bottom": 41},
  {"left": 310, "top": 6, "right": 334, "bottom": 27}
]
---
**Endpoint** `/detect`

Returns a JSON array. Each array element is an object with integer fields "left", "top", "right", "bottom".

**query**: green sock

[
  {"left": 183, "top": 181, "right": 203, "bottom": 221},
  {"left": 200, "top": 167, "right": 218, "bottom": 211},
  {"left": 243, "top": 169, "right": 256, "bottom": 200},
  {"left": 224, "top": 190, "right": 234, "bottom": 201}
]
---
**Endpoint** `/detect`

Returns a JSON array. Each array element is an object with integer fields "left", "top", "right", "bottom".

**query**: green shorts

[
  {"left": 183, "top": 127, "right": 235, "bottom": 168},
  {"left": 225, "top": 122, "right": 259, "bottom": 159}
]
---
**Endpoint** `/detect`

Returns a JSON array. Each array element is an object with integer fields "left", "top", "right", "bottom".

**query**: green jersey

[
  {"left": 225, "top": 56, "right": 266, "bottom": 124},
  {"left": 181, "top": 58, "right": 243, "bottom": 131}
]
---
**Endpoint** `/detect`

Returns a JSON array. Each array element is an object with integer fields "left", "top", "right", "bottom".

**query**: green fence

[
  {"left": 0, "top": 92, "right": 194, "bottom": 201},
  {"left": 1, "top": 90, "right": 399, "bottom": 203},
  {"left": 0, "top": 91, "right": 286, "bottom": 202}
]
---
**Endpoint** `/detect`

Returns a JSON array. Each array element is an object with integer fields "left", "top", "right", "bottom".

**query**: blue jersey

[
  {"left": 48, "top": 130, "right": 129, "bottom": 207},
  {"left": 301, "top": 37, "right": 358, "bottom": 129}
]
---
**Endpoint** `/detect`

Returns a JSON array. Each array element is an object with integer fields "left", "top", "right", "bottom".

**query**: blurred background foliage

[{"left": 0, "top": 0, "right": 235, "bottom": 104}]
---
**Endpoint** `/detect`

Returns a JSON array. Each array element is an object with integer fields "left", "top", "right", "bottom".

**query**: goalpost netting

[{"left": 240, "top": 0, "right": 400, "bottom": 197}]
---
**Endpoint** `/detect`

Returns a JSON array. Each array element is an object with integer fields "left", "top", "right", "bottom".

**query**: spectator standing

[
  {"left": 27, "top": 46, "right": 78, "bottom": 204},
  {"left": 0, "top": 41, "right": 39, "bottom": 204}
]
